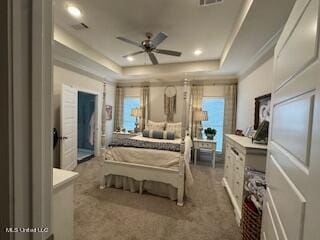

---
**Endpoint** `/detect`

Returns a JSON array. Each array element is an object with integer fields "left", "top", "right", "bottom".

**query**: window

[
  {"left": 202, "top": 97, "right": 225, "bottom": 152},
  {"left": 123, "top": 97, "right": 140, "bottom": 131}
]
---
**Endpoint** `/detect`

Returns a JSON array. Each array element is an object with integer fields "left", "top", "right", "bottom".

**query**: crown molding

[
  {"left": 54, "top": 42, "right": 115, "bottom": 85},
  {"left": 220, "top": 0, "right": 254, "bottom": 67},
  {"left": 238, "top": 27, "right": 283, "bottom": 81}
]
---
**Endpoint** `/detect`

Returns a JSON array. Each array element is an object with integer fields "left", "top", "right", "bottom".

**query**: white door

[
  {"left": 261, "top": 0, "right": 320, "bottom": 239},
  {"left": 60, "top": 84, "right": 78, "bottom": 170}
]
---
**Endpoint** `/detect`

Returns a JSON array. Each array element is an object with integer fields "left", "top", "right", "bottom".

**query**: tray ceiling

[{"left": 54, "top": 0, "right": 244, "bottom": 66}]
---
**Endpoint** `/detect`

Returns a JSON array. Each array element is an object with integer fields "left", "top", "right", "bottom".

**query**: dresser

[{"left": 222, "top": 134, "right": 267, "bottom": 225}]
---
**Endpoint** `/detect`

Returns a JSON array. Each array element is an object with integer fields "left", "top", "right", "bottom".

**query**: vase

[{"left": 206, "top": 134, "right": 215, "bottom": 140}]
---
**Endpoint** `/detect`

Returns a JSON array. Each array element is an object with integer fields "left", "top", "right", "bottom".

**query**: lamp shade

[
  {"left": 193, "top": 110, "right": 208, "bottom": 121},
  {"left": 131, "top": 107, "right": 142, "bottom": 117}
]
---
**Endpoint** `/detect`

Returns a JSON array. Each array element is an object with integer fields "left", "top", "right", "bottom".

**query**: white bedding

[
  {"left": 106, "top": 135, "right": 193, "bottom": 183},
  {"left": 105, "top": 147, "right": 181, "bottom": 169}
]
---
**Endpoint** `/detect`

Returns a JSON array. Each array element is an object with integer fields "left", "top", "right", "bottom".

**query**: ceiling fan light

[
  {"left": 126, "top": 56, "right": 134, "bottom": 62},
  {"left": 194, "top": 49, "right": 202, "bottom": 56}
]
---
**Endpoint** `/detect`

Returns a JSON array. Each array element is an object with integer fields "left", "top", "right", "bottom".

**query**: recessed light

[
  {"left": 194, "top": 49, "right": 202, "bottom": 56},
  {"left": 126, "top": 56, "right": 134, "bottom": 62},
  {"left": 67, "top": 5, "right": 82, "bottom": 18}
]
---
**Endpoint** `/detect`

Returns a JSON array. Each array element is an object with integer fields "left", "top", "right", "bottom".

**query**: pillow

[
  {"left": 142, "top": 130, "right": 150, "bottom": 138},
  {"left": 166, "top": 131, "right": 175, "bottom": 140},
  {"left": 145, "top": 120, "right": 166, "bottom": 131},
  {"left": 152, "top": 130, "right": 164, "bottom": 139},
  {"left": 142, "top": 129, "right": 175, "bottom": 140},
  {"left": 166, "top": 122, "right": 182, "bottom": 138}
]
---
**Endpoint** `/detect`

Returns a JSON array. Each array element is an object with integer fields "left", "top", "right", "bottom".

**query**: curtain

[
  {"left": 114, "top": 87, "right": 124, "bottom": 131},
  {"left": 140, "top": 86, "right": 150, "bottom": 130},
  {"left": 223, "top": 84, "right": 237, "bottom": 153},
  {"left": 190, "top": 85, "right": 203, "bottom": 138}
]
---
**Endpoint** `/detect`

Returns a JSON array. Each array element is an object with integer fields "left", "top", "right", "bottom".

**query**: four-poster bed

[{"left": 99, "top": 82, "right": 192, "bottom": 206}]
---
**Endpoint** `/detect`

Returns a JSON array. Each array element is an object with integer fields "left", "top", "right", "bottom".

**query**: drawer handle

[
  {"left": 240, "top": 157, "right": 243, "bottom": 161},
  {"left": 235, "top": 195, "right": 239, "bottom": 199},
  {"left": 236, "top": 181, "right": 240, "bottom": 185},
  {"left": 231, "top": 147, "right": 239, "bottom": 155},
  {"left": 236, "top": 167, "right": 239, "bottom": 170}
]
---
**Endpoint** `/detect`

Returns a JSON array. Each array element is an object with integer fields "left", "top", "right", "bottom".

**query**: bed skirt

[{"left": 105, "top": 174, "right": 177, "bottom": 200}]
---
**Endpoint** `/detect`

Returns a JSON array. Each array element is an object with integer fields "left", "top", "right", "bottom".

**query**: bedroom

[{"left": 1, "top": 0, "right": 320, "bottom": 239}]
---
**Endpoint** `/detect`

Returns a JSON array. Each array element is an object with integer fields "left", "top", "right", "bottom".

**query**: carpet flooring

[{"left": 74, "top": 156, "right": 241, "bottom": 240}]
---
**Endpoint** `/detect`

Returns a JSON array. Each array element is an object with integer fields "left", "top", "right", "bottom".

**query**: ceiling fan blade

[
  {"left": 123, "top": 51, "right": 144, "bottom": 58},
  {"left": 116, "top": 36, "right": 141, "bottom": 48},
  {"left": 154, "top": 49, "right": 182, "bottom": 57},
  {"left": 152, "top": 32, "right": 168, "bottom": 47},
  {"left": 148, "top": 52, "right": 158, "bottom": 65}
]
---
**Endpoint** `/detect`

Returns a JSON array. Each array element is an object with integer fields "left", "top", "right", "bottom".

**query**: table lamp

[
  {"left": 131, "top": 107, "right": 142, "bottom": 133},
  {"left": 193, "top": 110, "right": 208, "bottom": 138}
]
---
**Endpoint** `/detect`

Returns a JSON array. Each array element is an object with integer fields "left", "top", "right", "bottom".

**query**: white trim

[
  {"left": 7, "top": 0, "right": 53, "bottom": 239},
  {"left": 238, "top": 27, "right": 283, "bottom": 81},
  {"left": 220, "top": 0, "right": 254, "bottom": 67},
  {"left": 54, "top": 41, "right": 116, "bottom": 85}
]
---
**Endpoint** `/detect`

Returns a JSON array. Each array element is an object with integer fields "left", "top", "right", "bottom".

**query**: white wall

[
  {"left": 149, "top": 86, "right": 184, "bottom": 123},
  {"left": 53, "top": 65, "right": 115, "bottom": 167},
  {"left": 236, "top": 57, "right": 273, "bottom": 131}
]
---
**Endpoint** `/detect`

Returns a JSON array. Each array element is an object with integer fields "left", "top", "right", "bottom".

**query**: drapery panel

[
  {"left": 190, "top": 85, "right": 203, "bottom": 138},
  {"left": 140, "top": 86, "right": 150, "bottom": 130},
  {"left": 223, "top": 84, "right": 237, "bottom": 136},
  {"left": 223, "top": 84, "right": 237, "bottom": 155},
  {"left": 114, "top": 87, "right": 124, "bottom": 130}
]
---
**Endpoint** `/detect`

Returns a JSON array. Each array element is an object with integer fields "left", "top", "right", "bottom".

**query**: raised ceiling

[{"left": 54, "top": 0, "right": 244, "bottom": 66}]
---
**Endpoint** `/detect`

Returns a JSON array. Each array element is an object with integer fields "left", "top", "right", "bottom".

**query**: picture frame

[
  {"left": 254, "top": 93, "right": 271, "bottom": 130},
  {"left": 105, "top": 105, "right": 112, "bottom": 120}
]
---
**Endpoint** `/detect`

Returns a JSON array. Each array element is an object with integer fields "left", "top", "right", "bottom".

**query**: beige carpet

[{"left": 74, "top": 156, "right": 241, "bottom": 240}]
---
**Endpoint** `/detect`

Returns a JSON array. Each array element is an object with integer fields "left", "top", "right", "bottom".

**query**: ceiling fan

[{"left": 116, "top": 32, "right": 182, "bottom": 65}]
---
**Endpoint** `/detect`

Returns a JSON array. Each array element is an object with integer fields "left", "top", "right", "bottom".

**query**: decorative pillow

[
  {"left": 145, "top": 120, "right": 166, "bottom": 131},
  {"left": 142, "top": 130, "right": 150, "bottom": 138},
  {"left": 152, "top": 130, "right": 164, "bottom": 139},
  {"left": 142, "top": 129, "right": 175, "bottom": 140},
  {"left": 166, "top": 131, "right": 175, "bottom": 140},
  {"left": 166, "top": 122, "right": 182, "bottom": 138}
]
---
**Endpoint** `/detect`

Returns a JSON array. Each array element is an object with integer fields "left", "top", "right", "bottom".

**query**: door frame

[
  {"left": 1, "top": 0, "right": 53, "bottom": 239},
  {"left": 77, "top": 88, "right": 101, "bottom": 158}
]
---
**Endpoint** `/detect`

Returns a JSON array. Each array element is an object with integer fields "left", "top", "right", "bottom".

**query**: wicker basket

[{"left": 241, "top": 197, "right": 262, "bottom": 240}]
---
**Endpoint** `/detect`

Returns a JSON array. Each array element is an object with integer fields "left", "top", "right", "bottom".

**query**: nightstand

[
  {"left": 112, "top": 132, "right": 138, "bottom": 141},
  {"left": 193, "top": 138, "right": 217, "bottom": 168}
]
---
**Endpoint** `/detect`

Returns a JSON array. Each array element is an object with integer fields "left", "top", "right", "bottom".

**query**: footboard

[{"left": 100, "top": 150, "right": 185, "bottom": 206}]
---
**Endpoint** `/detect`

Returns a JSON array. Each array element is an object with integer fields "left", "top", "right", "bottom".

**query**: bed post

[
  {"left": 101, "top": 82, "right": 107, "bottom": 157},
  {"left": 177, "top": 81, "right": 188, "bottom": 206},
  {"left": 181, "top": 81, "right": 188, "bottom": 140},
  {"left": 100, "top": 83, "right": 107, "bottom": 189}
]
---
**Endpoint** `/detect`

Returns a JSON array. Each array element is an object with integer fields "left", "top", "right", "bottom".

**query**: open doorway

[{"left": 77, "top": 91, "right": 97, "bottom": 162}]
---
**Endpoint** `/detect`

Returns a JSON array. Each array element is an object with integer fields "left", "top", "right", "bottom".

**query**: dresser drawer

[
  {"left": 224, "top": 158, "right": 233, "bottom": 190},
  {"left": 233, "top": 175, "right": 244, "bottom": 209},
  {"left": 234, "top": 158, "right": 244, "bottom": 174},
  {"left": 233, "top": 173, "right": 244, "bottom": 193}
]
